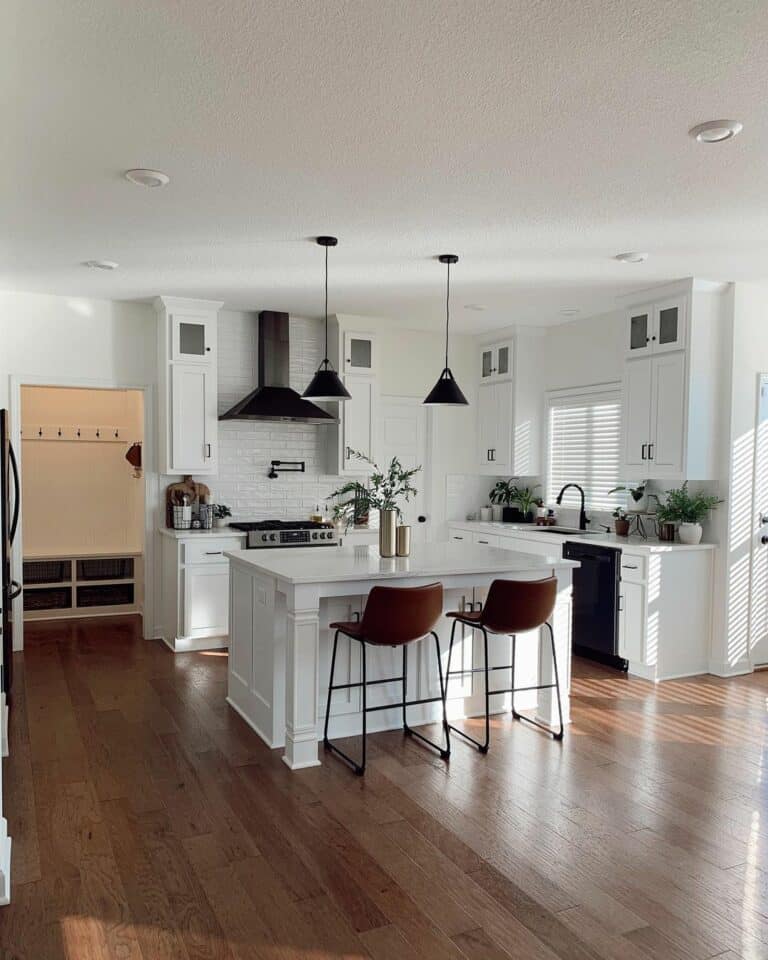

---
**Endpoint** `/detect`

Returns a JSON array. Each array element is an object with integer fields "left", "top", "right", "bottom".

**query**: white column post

[
  {"left": 283, "top": 584, "right": 322, "bottom": 770},
  {"left": 535, "top": 569, "right": 572, "bottom": 727}
]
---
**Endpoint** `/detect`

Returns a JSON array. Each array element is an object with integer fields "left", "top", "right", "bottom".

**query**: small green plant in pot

[
  {"left": 489, "top": 479, "right": 517, "bottom": 520},
  {"left": 326, "top": 480, "right": 371, "bottom": 527},
  {"left": 608, "top": 482, "right": 648, "bottom": 513},
  {"left": 656, "top": 482, "right": 722, "bottom": 544},
  {"left": 212, "top": 504, "right": 231, "bottom": 528},
  {"left": 509, "top": 483, "right": 540, "bottom": 523},
  {"left": 612, "top": 507, "right": 630, "bottom": 537}
]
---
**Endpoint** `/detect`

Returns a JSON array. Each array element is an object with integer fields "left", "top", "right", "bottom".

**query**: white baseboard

[
  {"left": 708, "top": 658, "right": 752, "bottom": 678},
  {"left": 0, "top": 819, "right": 10, "bottom": 906},
  {"left": 162, "top": 634, "right": 228, "bottom": 654},
  {"left": 1, "top": 695, "right": 7, "bottom": 759}
]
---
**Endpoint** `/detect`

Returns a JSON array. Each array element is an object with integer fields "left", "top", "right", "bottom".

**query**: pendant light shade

[
  {"left": 424, "top": 254, "right": 469, "bottom": 406},
  {"left": 303, "top": 236, "right": 351, "bottom": 401}
]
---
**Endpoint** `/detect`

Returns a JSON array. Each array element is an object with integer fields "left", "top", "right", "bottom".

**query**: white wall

[
  {"left": 210, "top": 310, "right": 477, "bottom": 539},
  {"left": 20, "top": 386, "right": 144, "bottom": 557},
  {"left": 710, "top": 283, "right": 768, "bottom": 674}
]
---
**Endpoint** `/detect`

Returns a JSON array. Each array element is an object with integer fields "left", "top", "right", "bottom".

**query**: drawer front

[
  {"left": 472, "top": 532, "right": 500, "bottom": 547},
  {"left": 620, "top": 552, "right": 647, "bottom": 582},
  {"left": 183, "top": 538, "right": 244, "bottom": 565},
  {"left": 449, "top": 528, "right": 471, "bottom": 543}
]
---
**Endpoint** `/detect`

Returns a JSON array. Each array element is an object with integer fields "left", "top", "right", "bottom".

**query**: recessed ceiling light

[
  {"left": 689, "top": 119, "right": 743, "bottom": 143},
  {"left": 83, "top": 259, "right": 118, "bottom": 270},
  {"left": 124, "top": 168, "right": 170, "bottom": 187},
  {"left": 614, "top": 252, "right": 648, "bottom": 264},
  {"left": 464, "top": 304, "right": 486, "bottom": 312},
  {"left": 559, "top": 308, "right": 580, "bottom": 317}
]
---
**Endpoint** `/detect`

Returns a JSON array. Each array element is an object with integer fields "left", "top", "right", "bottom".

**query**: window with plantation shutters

[{"left": 546, "top": 385, "right": 626, "bottom": 512}]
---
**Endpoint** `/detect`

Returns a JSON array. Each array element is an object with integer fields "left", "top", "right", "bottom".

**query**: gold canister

[
  {"left": 396, "top": 524, "right": 411, "bottom": 557},
  {"left": 379, "top": 509, "right": 397, "bottom": 557}
]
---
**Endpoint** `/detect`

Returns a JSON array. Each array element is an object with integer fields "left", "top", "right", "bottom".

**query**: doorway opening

[{"left": 18, "top": 386, "right": 145, "bottom": 631}]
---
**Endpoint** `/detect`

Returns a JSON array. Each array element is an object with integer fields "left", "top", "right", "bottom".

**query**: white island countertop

[{"left": 225, "top": 540, "right": 577, "bottom": 584}]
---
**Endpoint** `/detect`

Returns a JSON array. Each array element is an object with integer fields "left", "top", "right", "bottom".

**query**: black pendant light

[
  {"left": 424, "top": 254, "right": 469, "bottom": 406},
  {"left": 303, "top": 236, "right": 351, "bottom": 401}
]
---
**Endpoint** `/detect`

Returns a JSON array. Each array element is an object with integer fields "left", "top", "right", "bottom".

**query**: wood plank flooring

[{"left": 2, "top": 614, "right": 767, "bottom": 959}]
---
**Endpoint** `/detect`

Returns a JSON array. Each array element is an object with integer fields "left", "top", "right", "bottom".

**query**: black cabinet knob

[{"left": 417, "top": 515, "right": 426, "bottom": 523}]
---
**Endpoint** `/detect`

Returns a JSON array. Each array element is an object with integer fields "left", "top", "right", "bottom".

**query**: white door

[
  {"left": 750, "top": 374, "right": 768, "bottom": 666},
  {"left": 618, "top": 580, "right": 646, "bottom": 663},
  {"left": 341, "top": 374, "right": 375, "bottom": 471},
  {"left": 171, "top": 363, "right": 216, "bottom": 474},
  {"left": 489, "top": 381, "right": 512, "bottom": 471},
  {"left": 622, "top": 359, "right": 652, "bottom": 471},
  {"left": 378, "top": 397, "right": 430, "bottom": 544},
  {"left": 649, "top": 352, "right": 685, "bottom": 477},
  {"left": 477, "top": 384, "right": 496, "bottom": 468}
]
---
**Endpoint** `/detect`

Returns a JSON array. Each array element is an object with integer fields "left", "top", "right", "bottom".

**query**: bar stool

[
  {"left": 445, "top": 577, "right": 564, "bottom": 752},
  {"left": 323, "top": 582, "right": 451, "bottom": 775}
]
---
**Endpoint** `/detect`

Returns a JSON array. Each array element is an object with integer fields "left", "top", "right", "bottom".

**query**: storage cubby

[{"left": 22, "top": 554, "right": 142, "bottom": 621}]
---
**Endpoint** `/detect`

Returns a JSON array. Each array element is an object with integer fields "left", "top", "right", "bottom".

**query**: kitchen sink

[{"left": 534, "top": 526, "right": 589, "bottom": 535}]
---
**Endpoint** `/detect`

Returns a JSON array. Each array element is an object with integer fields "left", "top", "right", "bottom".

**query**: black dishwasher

[{"left": 562, "top": 541, "right": 626, "bottom": 670}]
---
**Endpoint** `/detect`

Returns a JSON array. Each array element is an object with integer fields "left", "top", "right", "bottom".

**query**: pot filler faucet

[{"left": 556, "top": 484, "right": 589, "bottom": 530}]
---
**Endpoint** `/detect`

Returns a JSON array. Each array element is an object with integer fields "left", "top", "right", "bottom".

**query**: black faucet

[{"left": 556, "top": 484, "right": 589, "bottom": 530}]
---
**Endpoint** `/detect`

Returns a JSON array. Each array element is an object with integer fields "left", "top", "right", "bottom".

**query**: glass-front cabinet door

[
  {"left": 479, "top": 341, "right": 513, "bottom": 381},
  {"left": 653, "top": 297, "right": 687, "bottom": 354},
  {"left": 343, "top": 331, "right": 375, "bottom": 374},
  {"left": 626, "top": 305, "right": 653, "bottom": 358},
  {"left": 171, "top": 312, "right": 215, "bottom": 363}
]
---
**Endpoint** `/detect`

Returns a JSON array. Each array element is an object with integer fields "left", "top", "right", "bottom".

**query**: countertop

[
  {"left": 450, "top": 521, "right": 715, "bottom": 553},
  {"left": 158, "top": 527, "right": 246, "bottom": 540},
  {"left": 226, "top": 541, "right": 577, "bottom": 585}
]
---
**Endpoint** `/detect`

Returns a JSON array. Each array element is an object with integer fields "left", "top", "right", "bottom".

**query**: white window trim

[{"left": 545, "top": 381, "right": 625, "bottom": 512}]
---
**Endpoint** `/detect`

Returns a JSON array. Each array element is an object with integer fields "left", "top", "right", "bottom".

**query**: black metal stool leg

[
  {"left": 401, "top": 634, "right": 450, "bottom": 760},
  {"left": 511, "top": 622, "right": 564, "bottom": 741},
  {"left": 511, "top": 633, "right": 521, "bottom": 720},
  {"left": 323, "top": 636, "right": 368, "bottom": 775},
  {"left": 480, "top": 627, "right": 490, "bottom": 753},
  {"left": 323, "top": 630, "right": 340, "bottom": 746},
  {"left": 446, "top": 622, "right": 491, "bottom": 754},
  {"left": 402, "top": 644, "right": 410, "bottom": 735},
  {"left": 434, "top": 631, "right": 451, "bottom": 758}
]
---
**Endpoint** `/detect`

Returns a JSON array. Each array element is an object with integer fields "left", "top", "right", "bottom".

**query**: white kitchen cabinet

[
  {"left": 622, "top": 352, "right": 685, "bottom": 478},
  {"left": 170, "top": 363, "right": 217, "bottom": 474},
  {"left": 342, "top": 331, "right": 376, "bottom": 375},
  {"left": 156, "top": 296, "right": 222, "bottom": 476},
  {"left": 159, "top": 530, "right": 246, "bottom": 652},
  {"left": 618, "top": 578, "right": 645, "bottom": 663},
  {"left": 472, "top": 532, "right": 500, "bottom": 547},
  {"left": 625, "top": 297, "right": 686, "bottom": 359},
  {"left": 479, "top": 340, "right": 513, "bottom": 382},
  {"left": 476, "top": 331, "right": 542, "bottom": 476},
  {"left": 619, "top": 281, "right": 726, "bottom": 482},
  {"left": 478, "top": 382, "right": 511, "bottom": 471}
]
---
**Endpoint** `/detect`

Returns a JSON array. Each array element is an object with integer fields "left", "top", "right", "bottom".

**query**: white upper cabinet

[
  {"left": 476, "top": 332, "right": 541, "bottom": 476},
  {"left": 340, "top": 373, "right": 376, "bottom": 471},
  {"left": 479, "top": 340, "right": 513, "bottom": 382},
  {"left": 625, "top": 297, "right": 686, "bottom": 359},
  {"left": 156, "top": 296, "right": 223, "bottom": 476},
  {"left": 619, "top": 281, "right": 725, "bottom": 482},
  {"left": 342, "top": 331, "right": 376, "bottom": 375},
  {"left": 171, "top": 312, "right": 216, "bottom": 363}
]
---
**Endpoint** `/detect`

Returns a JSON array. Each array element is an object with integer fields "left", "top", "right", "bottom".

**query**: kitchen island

[{"left": 225, "top": 542, "right": 578, "bottom": 770}]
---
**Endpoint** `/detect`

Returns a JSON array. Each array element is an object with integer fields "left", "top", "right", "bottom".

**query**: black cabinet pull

[
  {"left": 641, "top": 443, "right": 647, "bottom": 460},
  {"left": 648, "top": 443, "right": 654, "bottom": 459}
]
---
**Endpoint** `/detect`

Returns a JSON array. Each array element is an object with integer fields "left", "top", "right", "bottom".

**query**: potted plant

[
  {"left": 608, "top": 482, "right": 648, "bottom": 513},
  {"left": 657, "top": 482, "right": 722, "bottom": 545},
  {"left": 508, "top": 483, "right": 540, "bottom": 523},
  {"left": 345, "top": 450, "right": 421, "bottom": 557},
  {"left": 212, "top": 504, "right": 232, "bottom": 529},
  {"left": 613, "top": 507, "right": 630, "bottom": 537},
  {"left": 489, "top": 480, "right": 513, "bottom": 521}
]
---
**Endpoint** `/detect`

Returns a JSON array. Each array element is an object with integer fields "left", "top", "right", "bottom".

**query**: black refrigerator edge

[{"left": 1, "top": 410, "right": 21, "bottom": 701}]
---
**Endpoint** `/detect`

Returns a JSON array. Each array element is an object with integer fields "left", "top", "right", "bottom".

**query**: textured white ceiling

[{"left": 2, "top": 0, "right": 767, "bottom": 331}]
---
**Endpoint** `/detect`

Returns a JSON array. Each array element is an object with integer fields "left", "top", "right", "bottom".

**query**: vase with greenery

[
  {"left": 508, "top": 483, "right": 540, "bottom": 523},
  {"left": 337, "top": 450, "right": 421, "bottom": 556},
  {"left": 655, "top": 482, "right": 722, "bottom": 544}
]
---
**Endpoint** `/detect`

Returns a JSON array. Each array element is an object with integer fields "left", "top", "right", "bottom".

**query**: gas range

[{"left": 229, "top": 520, "right": 339, "bottom": 549}]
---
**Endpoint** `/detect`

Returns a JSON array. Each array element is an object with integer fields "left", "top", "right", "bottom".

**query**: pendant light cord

[
  {"left": 444, "top": 259, "right": 451, "bottom": 371},
  {"left": 324, "top": 243, "right": 329, "bottom": 367}
]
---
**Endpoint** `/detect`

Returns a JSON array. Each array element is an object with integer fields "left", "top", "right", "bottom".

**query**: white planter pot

[
  {"left": 677, "top": 522, "right": 703, "bottom": 545},
  {"left": 214, "top": 518, "right": 228, "bottom": 528},
  {"left": 491, "top": 505, "right": 504, "bottom": 522},
  {"left": 479, "top": 507, "right": 492, "bottom": 522},
  {"left": 628, "top": 493, "right": 648, "bottom": 513}
]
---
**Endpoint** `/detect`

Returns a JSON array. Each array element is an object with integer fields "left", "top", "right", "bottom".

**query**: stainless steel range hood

[{"left": 219, "top": 311, "right": 336, "bottom": 423}]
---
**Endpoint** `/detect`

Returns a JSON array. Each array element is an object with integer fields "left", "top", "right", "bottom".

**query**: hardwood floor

[{"left": 2, "top": 615, "right": 767, "bottom": 959}]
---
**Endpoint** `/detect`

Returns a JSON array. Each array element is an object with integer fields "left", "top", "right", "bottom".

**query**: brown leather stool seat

[
  {"left": 445, "top": 577, "right": 564, "bottom": 752},
  {"left": 324, "top": 582, "right": 451, "bottom": 775}
]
